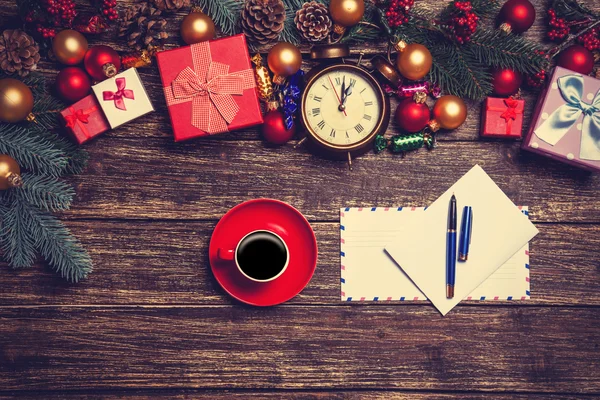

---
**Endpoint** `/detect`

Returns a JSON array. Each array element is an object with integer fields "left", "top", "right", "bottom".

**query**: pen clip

[{"left": 468, "top": 208, "right": 473, "bottom": 245}]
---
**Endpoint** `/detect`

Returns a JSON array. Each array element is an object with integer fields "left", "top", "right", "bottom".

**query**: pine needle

[
  {"left": 0, "top": 124, "right": 70, "bottom": 176},
  {"left": 194, "top": 0, "right": 242, "bottom": 37},
  {"left": 19, "top": 173, "right": 74, "bottom": 212},
  {"left": 25, "top": 202, "right": 92, "bottom": 282},
  {"left": 0, "top": 194, "right": 37, "bottom": 269}
]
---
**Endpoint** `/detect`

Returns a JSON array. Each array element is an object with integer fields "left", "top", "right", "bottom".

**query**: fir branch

[
  {"left": 0, "top": 194, "right": 37, "bottom": 269},
  {"left": 0, "top": 124, "right": 70, "bottom": 176},
  {"left": 30, "top": 127, "right": 89, "bottom": 175},
  {"left": 18, "top": 173, "right": 74, "bottom": 212},
  {"left": 469, "top": 0, "right": 501, "bottom": 19},
  {"left": 551, "top": 0, "right": 599, "bottom": 20},
  {"left": 194, "top": 0, "right": 242, "bottom": 37},
  {"left": 279, "top": 0, "right": 301, "bottom": 46},
  {"left": 24, "top": 202, "right": 92, "bottom": 282},
  {"left": 467, "top": 30, "right": 549, "bottom": 74}
]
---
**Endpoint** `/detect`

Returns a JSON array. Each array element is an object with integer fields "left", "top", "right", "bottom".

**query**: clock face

[{"left": 303, "top": 65, "right": 385, "bottom": 150}]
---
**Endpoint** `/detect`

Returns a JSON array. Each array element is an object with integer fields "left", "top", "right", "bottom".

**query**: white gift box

[{"left": 92, "top": 68, "right": 154, "bottom": 129}]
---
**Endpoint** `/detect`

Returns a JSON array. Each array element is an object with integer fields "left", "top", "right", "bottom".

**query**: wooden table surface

[{"left": 1, "top": 0, "right": 600, "bottom": 398}]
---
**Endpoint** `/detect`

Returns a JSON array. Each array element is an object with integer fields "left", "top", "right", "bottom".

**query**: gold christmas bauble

[
  {"left": 52, "top": 29, "right": 88, "bottom": 65},
  {"left": 432, "top": 95, "right": 467, "bottom": 130},
  {"left": 180, "top": 11, "right": 216, "bottom": 45},
  {"left": 0, "top": 154, "right": 22, "bottom": 190},
  {"left": 396, "top": 42, "right": 432, "bottom": 81},
  {"left": 329, "top": 0, "right": 365, "bottom": 27},
  {"left": 267, "top": 42, "right": 302, "bottom": 84},
  {"left": 0, "top": 78, "right": 34, "bottom": 123}
]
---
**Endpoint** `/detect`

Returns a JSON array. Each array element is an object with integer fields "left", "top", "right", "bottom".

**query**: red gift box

[
  {"left": 480, "top": 97, "right": 524, "bottom": 139},
  {"left": 60, "top": 95, "right": 110, "bottom": 144},
  {"left": 156, "top": 34, "right": 263, "bottom": 142}
]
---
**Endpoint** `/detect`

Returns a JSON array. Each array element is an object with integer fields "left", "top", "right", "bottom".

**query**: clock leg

[
  {"left": 294, "top": 137, "right": 308, "bottom": 149},
  {"left": 347, "top": 152, "right": 353, "bottom": 171}
]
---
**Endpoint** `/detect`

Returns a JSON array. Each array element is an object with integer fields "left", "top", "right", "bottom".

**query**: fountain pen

[{"left": 446, "top": 194, "right": 457, "bottom": 299}]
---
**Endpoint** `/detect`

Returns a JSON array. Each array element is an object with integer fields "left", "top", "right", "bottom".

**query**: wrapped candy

[
  {"left": 390, "top": 132, "right": 435, "bottom": 152},
  {"left": 280, "top": 70, "right": 304, "bottom": 130},
  {"left": 383, "top": 81, "right": 442, "bottom": 99},
  {"left": 374, "top": 132, "right": 435, "bottom": 153},
  {"left": 121, "top": 46, "right": 160, "bottom": 69},
  {"left": 251, "top": 53, "right": 274, "bottom": 101}
]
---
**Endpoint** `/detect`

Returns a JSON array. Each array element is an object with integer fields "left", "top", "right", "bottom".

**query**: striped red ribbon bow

[
  {"left": 102, "top": 77, "right": 134, "bottom": 110},
  {"left": 164, "top": 41, "right": 255, "bottom": 134}
]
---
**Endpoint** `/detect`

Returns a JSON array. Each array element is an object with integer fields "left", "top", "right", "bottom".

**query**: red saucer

[{"left": 209, "top": 199, "right": 318, "bottom": 306}]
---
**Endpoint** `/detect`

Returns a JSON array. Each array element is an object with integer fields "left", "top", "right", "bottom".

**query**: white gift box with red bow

[{"left": 92, "top": 68, "right": 154, "bottom": 129}]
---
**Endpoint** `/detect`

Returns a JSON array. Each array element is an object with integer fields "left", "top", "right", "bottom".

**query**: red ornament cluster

[
  {"left": 445, "top": 1, "right": 479, "bottom": 44},
  {"left": 384, "top": 0, "right": 415, "bottom": 28},
  {"left": 546, "top": 9, "right": 570, "bottom": 41},
  {"left": 43, "top": 0, "right": 77, "bottom": 26},
  {"left": 577, "top": 27, "right": 600, "bottom": 51},
  {"left": 100, "top": 0, "right": 118, "bottom": 21}
]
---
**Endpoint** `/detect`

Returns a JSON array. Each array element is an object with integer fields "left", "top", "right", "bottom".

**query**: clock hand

[
  {"left": 340, "top": 76, "right": 346, "bottom": 106},
  {"left": 342, "top": 79, "right": 355, "bottom": 106},
  {"left": 328, "top": 75, "right": 347, "bottom": 116}
]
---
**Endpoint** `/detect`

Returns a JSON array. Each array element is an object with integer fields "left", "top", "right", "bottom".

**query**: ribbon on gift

[
  {"left": 486, "top": 98, "right": 521, "bottom": 135},
  {"left": 102, "top": 77, "right": 134, "bottom": 111},
  {"left": 163, "top": 41, "right": 255, "bottom": 134},
  {"left": 64, "top": 105, "right": 98, "bottom": 138},
  {"left": 535, "top": 74, "right": 600, "bottom": 161}
]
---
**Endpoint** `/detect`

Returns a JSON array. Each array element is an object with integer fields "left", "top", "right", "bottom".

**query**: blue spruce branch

[
  {"left": 18, "top": 173, "right": 74, "bottom": 212},
  {"left": 0, "top": 124, "right": 70, "bottom": 176},
  {"left": 0, "top": 194, "right": 37, "bottom": 269}
]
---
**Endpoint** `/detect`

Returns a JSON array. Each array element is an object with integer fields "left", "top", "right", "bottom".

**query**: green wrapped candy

[
  {"left": 373, "top": 134, "right": 389, "bottom": 154},
  {"left": 390, "top": 132, "right": 435, "bottom": 153}
]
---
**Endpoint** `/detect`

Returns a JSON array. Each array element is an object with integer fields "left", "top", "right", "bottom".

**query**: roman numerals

[
  {"left": 317, "top": 120, "right": 325, "bottom": 130},
  {"left": 330, "top": 129, "right": 336, "bottom": 137},
  {"left": 360, "top": 88, "right": 366, "bottom": 94},
  {"left": 314, "top": 96, "right": 322, "bottom": 102},
  {"left": 364, "top": 114, "right": 372, "bottom": 121},
  {"left": 355, "top": 124, "right": 364, "bottom": 133},
  {"left": 312, "top": 108, "right": 320, "bottom": 117},
  {"left": 321, "top": 84, "right": 329, "bottom": 91},
  {"left": 365, "top": 101, "right": 373, "bottom": 106},
  {"left": 335, "top": 77, "right": 341, "bottom": 85},
  {"left": 350, "top": 78, "right": 356, "bottom": 86}
]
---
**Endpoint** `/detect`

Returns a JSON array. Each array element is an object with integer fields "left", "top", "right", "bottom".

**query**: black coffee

[{"left": 237, "top": 231, "right": 287, "bottom": 281}]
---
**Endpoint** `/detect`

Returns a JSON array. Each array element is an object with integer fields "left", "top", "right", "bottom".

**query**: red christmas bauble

[
  {"left": 394, "top": 98, "right": 431, "bottom": 133},
  {"left": 83, "top": 45, "right": 121, "bottom": 81},
  {"left": 55, "top": 67, "right": 91, "bottom": 103},
  {"left": 491, "top": 68, "right": 523, "bottom": 96},
  {"left": 556, "top": 45, "right": 595, "bottom": 75},
  {"left": 262, "top": 110, "right": 295, "bottom": 145},
  {"left": 499, "top": 0, "right": 536, "bottom": 34}
]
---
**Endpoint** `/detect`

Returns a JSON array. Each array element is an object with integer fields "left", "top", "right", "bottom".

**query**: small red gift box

[
  {"left": 60, "top": 95, "right": 110, "bottom": 144},
  {"left": 156, "top": 34, "right": 263, "bottom": 142},
  {"left": 480, "top": 97, "right": 524, "bottom": 139}
]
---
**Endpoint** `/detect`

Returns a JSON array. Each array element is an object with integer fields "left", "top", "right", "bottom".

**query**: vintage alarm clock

[{"left": 297, "top": 44, "right": 393, "bottom": 169}]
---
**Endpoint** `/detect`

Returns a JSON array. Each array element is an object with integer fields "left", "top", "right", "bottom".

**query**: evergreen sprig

[
  {"left": 194, "top": 0, "right": 242, "bottom": 37},
  {"left": 0, "top": 72, "right": 91, "bottom": 281}
]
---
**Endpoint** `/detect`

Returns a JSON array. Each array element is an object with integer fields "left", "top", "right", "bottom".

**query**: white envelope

[{"left": 384, "top": 165, "right": 539, "bottom": 315}]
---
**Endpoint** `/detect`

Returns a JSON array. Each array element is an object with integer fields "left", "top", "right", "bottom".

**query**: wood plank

[
  {"left": 60, "top": 139, "right": 600, "bottom": 222},
  {"left": 0, "top": 306, "right": 598, "bottom": 392},
  {"left": 0, "top": 221, "right": 597, "bottom": 306},
  {"left": 0, "top": 390, "right": 593, "bottom": 399}
]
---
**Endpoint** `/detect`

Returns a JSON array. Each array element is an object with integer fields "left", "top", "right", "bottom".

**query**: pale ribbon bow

[
  {"left": 102, "top": 77, "right": 135, "bottom": 111},
  {"left": 535, "top": 74, "right": 600, "bottom": 161}
]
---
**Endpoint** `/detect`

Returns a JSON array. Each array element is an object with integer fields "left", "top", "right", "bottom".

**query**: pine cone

[
  {"left": 295, "top": 2, "right": 332, "bottom": 42},
  {"left": 150, "top": 0, "right": 190, "bottom": 12},
  {"left": 0, "top": 29, "right": 40, "bottom": 77},
  {"left": 241, "top": 0, "right": 286, "bottom": 45},
  {"left": 118, "top": 3, "right": 168, "bottom": 51}
]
